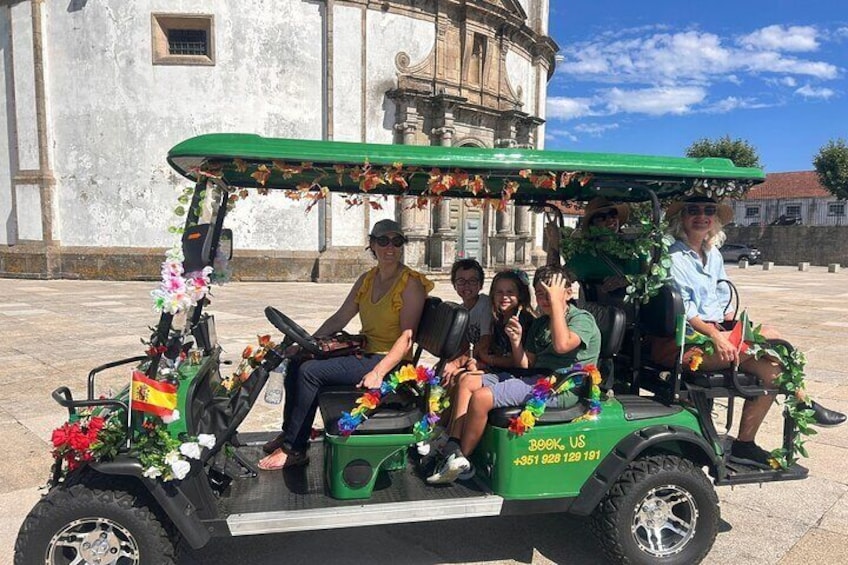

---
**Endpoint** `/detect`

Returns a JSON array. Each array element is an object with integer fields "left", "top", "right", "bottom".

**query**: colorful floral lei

[
  {"left": 337, "top": 365, "right": 448, "bottom": 440},
  {"left": 508, "top": 364, "right": 602, "bottom": 436},
  {"left": 151, "top": 244, "right": 213, "bottom": 315}
]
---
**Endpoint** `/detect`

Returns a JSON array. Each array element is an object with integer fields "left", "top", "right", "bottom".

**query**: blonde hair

[{"left": 667, "top": 211, "right": 727, "bottom": 251}]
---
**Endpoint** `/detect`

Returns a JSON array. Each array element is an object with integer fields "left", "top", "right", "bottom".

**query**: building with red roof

[{"left": 728, "top": 171, "right": 845, "bottom": 226}]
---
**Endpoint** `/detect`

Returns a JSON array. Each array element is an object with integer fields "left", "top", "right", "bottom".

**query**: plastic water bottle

[{"left": 264, "top": 359, "right": 288, "bottom": 405}]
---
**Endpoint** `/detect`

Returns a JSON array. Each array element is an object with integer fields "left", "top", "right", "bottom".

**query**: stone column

[
  {"left": 513, "top": 205, "right": 532, "bottom": 265},
  {"left": 491, "top": 202, "right": 517, "bottom": 267},
  {"left": 427, "top": 94, "right": 463, "bottom": 270}
]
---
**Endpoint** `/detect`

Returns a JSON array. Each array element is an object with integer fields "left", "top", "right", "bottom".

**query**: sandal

[
  {"left": 262, "top": 432, "right": 287, "bottom": 454},
  {"left": 258, "top": 448, "right": 310, "bottom": 471}
]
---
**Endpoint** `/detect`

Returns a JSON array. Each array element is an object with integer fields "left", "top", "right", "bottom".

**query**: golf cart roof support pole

[
  {"left": 189, "top": 181, "right": 230, "bottom": 329},
  {"left": 146, "top": 178, "right": 208, "bottom": 377}
]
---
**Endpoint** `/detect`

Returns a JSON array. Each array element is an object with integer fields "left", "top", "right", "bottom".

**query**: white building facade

[{"left": 0, "top": 0, "right": 557, "bottom": 280}]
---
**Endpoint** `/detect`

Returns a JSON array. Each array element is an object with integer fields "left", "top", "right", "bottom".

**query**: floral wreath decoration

[
  {"left": 337, "top": 365, "right": 448, "bottom": 440},
  {"left": 682, "top": 319, "right": 815, "bottom": 470},
  {"left": 507, "top": 364, "right": 602, "bottom": 436}
]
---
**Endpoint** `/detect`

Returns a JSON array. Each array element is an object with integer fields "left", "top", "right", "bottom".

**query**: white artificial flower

[
  {"left": 164, "top": 450, "right": 181, "bottom": 466},
  {"left": 197, "top": 434, "right": 216, "bottom": 449},
  {"left": 179, "top": 441, "right": 202, "bottom": 460},
  {"left": 170, "top": 459, "right": 191, "bottom": 481},
  {"left": 162, "top": 410, "right": 181, "bottom": 425},
  {"left": 142, "top": 466, "right": 162, "bottom": 479}
]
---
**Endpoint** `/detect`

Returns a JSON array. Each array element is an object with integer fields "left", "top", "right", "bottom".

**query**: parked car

[
  {"left": 770, "top": 214, "right": 802, "bottom": 226},
  {"left": 721, "top": 243, "right": 762, "bottom": 263}
]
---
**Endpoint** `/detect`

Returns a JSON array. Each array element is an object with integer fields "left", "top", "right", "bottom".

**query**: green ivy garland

[{"left": 559, "top": 208, "right": 673, "bottom": 304}]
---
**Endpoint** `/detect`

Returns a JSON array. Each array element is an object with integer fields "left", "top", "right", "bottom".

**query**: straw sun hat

[{"left": 666, "top": 196, "right": 733, "bottom": 225}]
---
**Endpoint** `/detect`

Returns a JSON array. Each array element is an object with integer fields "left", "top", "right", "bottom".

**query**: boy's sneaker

[
  {"left": 426, "top": 453, "right": 473, "bottom": 484},
  {"left": 728, "top": 440, "right": 773, "bottom": 469}
]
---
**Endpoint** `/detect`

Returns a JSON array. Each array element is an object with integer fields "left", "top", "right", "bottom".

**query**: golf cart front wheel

[
  {"left": 590, "top": 454, "right": 719, "bottom": 565},
  {"left": 15, "top": 483, "right": 178, "bottom": 565}
]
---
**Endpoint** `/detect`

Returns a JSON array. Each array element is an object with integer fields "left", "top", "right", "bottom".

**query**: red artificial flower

[
  {"left": 508, "top": 417, "right": 526, "bottom": 436},
  {"left": 242, "top": 345, "right": 254, "bottom": 359},
  {"left": 258, "top": 335, "right": 272, "bottom": 347},
  {"left": 52, "top": 424, "right": 71, "bottom": 448}
]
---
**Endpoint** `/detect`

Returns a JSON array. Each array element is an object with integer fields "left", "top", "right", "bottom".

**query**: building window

[
  {"left": 745, "top": 206, "right": 760, "bottom": 218},
  {"left": 151, "top": 14, "right": 215, "bottom": 66},
  {"left": 828, "top": 202, "right": 846, "bottom": 216},
  {"left": 785, "top": 204, "right": 801, "bottom": 217}
]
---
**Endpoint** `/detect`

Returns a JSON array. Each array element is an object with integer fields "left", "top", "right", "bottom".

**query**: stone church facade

[{"left": 0, "top": 0, "right": 557, "bottom": 280}]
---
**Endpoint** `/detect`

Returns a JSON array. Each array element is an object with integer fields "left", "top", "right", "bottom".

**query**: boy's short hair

[
  {"left": 533, "top": 264, "right": 574, "bottom": 288},
  {"left": 450, "top": 258, "right": 485, "bottom": 286}
]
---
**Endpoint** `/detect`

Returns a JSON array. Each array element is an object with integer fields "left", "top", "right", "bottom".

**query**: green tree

[
  {"left": 813, "top": 138, "right": 848, "bottom": 201},
  {"left": 685, "top": 135, "right": 762, "bottom": 168}
]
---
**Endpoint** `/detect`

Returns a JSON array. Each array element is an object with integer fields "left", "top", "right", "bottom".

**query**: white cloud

[
  {"left": 604, "top": 86, "right": 707, "bottom": 115},
  {"left": 546, "top": 96, "right": 596, "bottom": 120},
  {"left": 573, "top": 123, "right": 619, "bottom": 136},
  {"left": 556, "top": 27, "right": 839, "bottom": 85},
  {"left": 794, "top": 84, "right": 835, "bottom": 99},
  {"left": 545, "top": 129, "right": 578, "bottom": 143},
  {"left": 738, "top": 25, "right": 820, "bottom": 52},
  {"left": 702, "top": 97, "right": 771, "bottom": 113},
  {"left": 780, "top": 76, "right": 797, "bottom": 87}
]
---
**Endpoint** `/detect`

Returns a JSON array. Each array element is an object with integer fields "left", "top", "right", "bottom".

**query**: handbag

[{"left": 307, "top": 331, "right": 367, "bottom": 359}]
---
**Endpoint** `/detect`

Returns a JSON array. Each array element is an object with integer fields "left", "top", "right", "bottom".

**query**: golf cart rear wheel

[
  {"left": 15, "top": 483, "right": 177, "bottom": 565},
  {"left": 590, "top": 454, "right": 718, "bottom": 565}
]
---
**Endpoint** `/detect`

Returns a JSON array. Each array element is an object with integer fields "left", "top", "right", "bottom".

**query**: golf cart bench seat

[
  {"left": 319, "top": 296, "right": 469, "bottom": 435},
  {"left": 640, "top": 284, "right": 771, "bottom": 396},
  {"left": 488, "top": 301, "right": 627, "bottom": 428}
]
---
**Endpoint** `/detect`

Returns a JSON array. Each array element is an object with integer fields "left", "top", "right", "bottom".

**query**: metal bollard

[
  {"left": 762, "top": 261, "right": 774, "bottom": 271},
  {"left": 828, "top": 263, "right": 841, "bottom": 273},
  {"left": 798, "top": 262, "right": 810, "bottom": 272},
  {"left": 738, "top": 258, "right": 749, "bottom": 269}
]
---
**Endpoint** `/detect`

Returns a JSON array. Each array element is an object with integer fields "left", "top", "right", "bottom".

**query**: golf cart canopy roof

[{"left": 167, "top": 134, "right": 765, "bottom": 203}]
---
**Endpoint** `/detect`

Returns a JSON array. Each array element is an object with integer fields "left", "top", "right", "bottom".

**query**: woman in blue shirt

[{"left": 657, "top": 196, "right": 844, "bottom": 468}]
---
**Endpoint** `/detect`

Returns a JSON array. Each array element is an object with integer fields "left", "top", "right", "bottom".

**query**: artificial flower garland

[
  {"left": 151, "top": 244, "right": 213, "bottom": 315},
  {"left": 682, "top": 321, "right": 815, "bottom": 469},
  {"left": 337, "top": 365, "right": 449, "bottom": 440},
  {"left": 508, "top": 364, "right": 602, "bottom": 436},
  {"left": 220, "top": 335, "right": 276, "bottom": 394},
  {"left": 50, "top": 411, "right": 216, "bottom": 483}
]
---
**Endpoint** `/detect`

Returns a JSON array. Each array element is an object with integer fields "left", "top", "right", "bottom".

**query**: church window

[{"left": 151, "top": 14, "right": 215, "bottom": 66}]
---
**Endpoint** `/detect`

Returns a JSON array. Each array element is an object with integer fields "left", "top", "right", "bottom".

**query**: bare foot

[{"left": 258, "top": 448, "right": 289, "bottom": 471}]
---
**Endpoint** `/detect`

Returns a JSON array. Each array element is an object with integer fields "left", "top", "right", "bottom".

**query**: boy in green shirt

[{"left": 428, "top": 265, "right": 601, "bottom": 484}]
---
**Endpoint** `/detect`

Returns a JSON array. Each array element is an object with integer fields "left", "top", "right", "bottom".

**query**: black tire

[
  {"left": 590, "top": 455, "right": 719, "bottom": 565},
  {"left": 14, "top": 483, "right": 177, "bottom": 565}
]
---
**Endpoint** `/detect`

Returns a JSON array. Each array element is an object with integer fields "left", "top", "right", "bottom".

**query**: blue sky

[{"left": 545, "top": 0, "right": 847, "bottom": 172}]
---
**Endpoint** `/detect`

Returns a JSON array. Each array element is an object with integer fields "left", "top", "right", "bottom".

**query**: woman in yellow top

[{"left": 259, "top": 219, "right": 433, "bottom": 470}]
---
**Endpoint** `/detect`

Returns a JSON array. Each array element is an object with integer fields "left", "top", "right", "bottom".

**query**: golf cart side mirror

[{"left": 219, "top": 229, "right": 233, "bottom": 261}]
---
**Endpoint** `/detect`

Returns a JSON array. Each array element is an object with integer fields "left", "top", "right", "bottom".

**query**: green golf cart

[{"left": 14, "top": 135, "right": 808, "bottom": 565}]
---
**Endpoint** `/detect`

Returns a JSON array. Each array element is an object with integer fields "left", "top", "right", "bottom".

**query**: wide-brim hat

[
  {"left": 666, "top": 196, "right": 733, "bottom": 225},
  {"left": 370, "top": 219, "right": 404, "bottom": 238},
  {"left": 582, "top": 197, "right": 630, "bottom": 231}
]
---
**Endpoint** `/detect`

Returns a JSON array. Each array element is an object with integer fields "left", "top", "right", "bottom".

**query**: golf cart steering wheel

[{"left": 264, "top": 306, "right": 321, "bottom": 354}]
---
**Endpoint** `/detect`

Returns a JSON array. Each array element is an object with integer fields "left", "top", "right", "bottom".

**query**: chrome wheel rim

[
  {"left": 631, "top": 484, "right": 698, "bottom": 557},
  {"left": 46, "top": 517, "right": 140, "bottom": 565}
]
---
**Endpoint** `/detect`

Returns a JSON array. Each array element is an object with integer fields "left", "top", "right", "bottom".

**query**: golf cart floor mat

[{"left": 219, "top": 434, "right": 489, "bottom": 515}]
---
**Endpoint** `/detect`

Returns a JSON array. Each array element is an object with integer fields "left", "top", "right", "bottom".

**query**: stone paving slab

[{"left": 0, "top": 265, "right": 846, "bottom": 563}]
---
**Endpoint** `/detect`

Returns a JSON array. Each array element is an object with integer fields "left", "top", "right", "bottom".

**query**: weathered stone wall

[{"left": 724, "top": 226, "right": 848, "bottom": 266}]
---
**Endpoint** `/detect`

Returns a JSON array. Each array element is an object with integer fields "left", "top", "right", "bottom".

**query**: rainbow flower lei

[
  {"left": 508, "top": 364, "right": 602, "bottom": 436},
  {"left": 337, "top": 364, "right": 448, "bottom": 440}
]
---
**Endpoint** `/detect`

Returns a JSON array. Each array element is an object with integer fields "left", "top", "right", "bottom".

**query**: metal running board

[{"left": 227, "top": 495, "right": 505, "bottom": 536}]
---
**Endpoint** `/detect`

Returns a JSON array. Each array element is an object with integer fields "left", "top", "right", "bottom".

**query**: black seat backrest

[
  {"left": 640, "top": 283, "right": 684, "bottom": 338},
  {"left": 412, "top": 297, "right": 469, "bottom": 367},
  {"left": 580, "top": 301, "right": 626, "bottom": 359},
  {"left": 580, "top": 301, "right": 626, "bottom": 390}
]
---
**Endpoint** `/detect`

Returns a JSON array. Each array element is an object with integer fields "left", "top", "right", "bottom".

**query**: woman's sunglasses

[
  {"left": 684, "top": 205, "right": 718, "bottom": 217},
  {"left": 373, "top": 235, "right": 406, "bottom": 248},
  {"left": 591, "top": 209, "right": 618, "bottom": 222}
]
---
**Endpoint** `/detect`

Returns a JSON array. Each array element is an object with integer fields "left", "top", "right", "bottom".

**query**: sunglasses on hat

[
  {"left": 684, "top": 205, "right": 717, "bottom": 217},
  {"left": 373, "top": 235, "right": 406, "bottom": 248}
]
